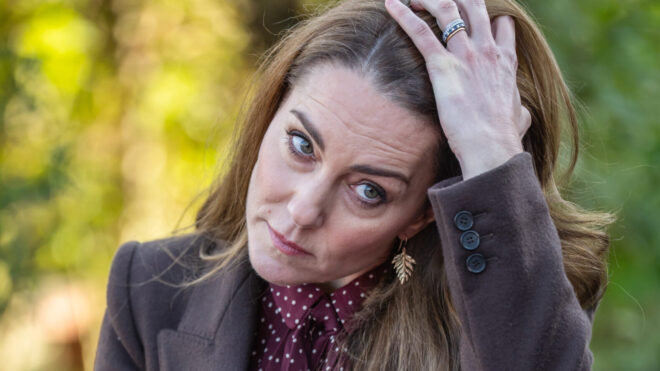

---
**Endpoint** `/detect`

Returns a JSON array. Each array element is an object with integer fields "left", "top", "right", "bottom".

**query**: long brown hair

[{"left": 190, "top": 0, "right": 613, "bottom": 369}]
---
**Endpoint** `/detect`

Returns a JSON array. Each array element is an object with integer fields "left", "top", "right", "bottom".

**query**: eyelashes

[
  {"left": 286, "top": 129, "right": 315, "bottom": 159},
  {"left": 354, "top": 183, "right": 387, "bottom": 206},
  {"left": 284, "top": 129, "right": 388, "bottom": 208}
]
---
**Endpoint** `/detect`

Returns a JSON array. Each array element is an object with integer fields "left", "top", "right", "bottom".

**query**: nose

[{"left": 287, "top": 179, "right": 326, "bottom": 229}]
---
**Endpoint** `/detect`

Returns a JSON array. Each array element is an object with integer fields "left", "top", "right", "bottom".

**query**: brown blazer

[{"left": 94, "top": 152, "right": 598, "bottom": 370}]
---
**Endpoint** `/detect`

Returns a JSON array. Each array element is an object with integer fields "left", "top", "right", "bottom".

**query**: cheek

[
  {"left": 249, "top": 133, "right": 294, "bottom": 204},
  {"left": 321, "top": 198, "right": 425, "bottom": 268},
  {"left": 325, "top": 219, "right": 396, "bottom": 262}
]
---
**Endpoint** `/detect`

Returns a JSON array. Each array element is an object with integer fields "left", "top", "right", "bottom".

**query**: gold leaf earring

[{"left": 392, "top": 237, "right": 415, "bottom": 284}]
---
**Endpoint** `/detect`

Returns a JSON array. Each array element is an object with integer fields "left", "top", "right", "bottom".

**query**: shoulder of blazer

[
  {"left": 105, "top": 232, "right": 262, "bottom": 370},
  {"left": 113, "top": 232, "right": 220, "bottom": 290},
  {"left": 107, "top": 232, "right": 221, "bottom": 321}
]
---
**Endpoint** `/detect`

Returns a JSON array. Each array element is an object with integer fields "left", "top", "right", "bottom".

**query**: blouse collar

[{"left": 267, "top": 263, "right": 388, "bottom": 332}]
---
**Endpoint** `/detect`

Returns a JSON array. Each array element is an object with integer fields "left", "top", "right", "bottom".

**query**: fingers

[
  {"left": 492, "top": 15, "right": 518, "bottom": 69},
  {"left": 411, "top": 0, "right": 469, "bottom": 51},
  {"left": 385, "top": 0, "right": 448, "bottom": 60},
  {"left": 453, "top": 0, "right": 493, "bottom": 45},
  {"left": 411, "top": 0, "right": 460, "bottom": 29}
]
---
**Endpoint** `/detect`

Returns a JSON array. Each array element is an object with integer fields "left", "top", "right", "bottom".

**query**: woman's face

[{"left": 246, "top": 63, "right": 439, "bottom": 290}]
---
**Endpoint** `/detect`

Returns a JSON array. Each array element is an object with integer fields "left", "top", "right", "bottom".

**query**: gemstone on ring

[{"left": 443, "top": 19, "right": 464, "bottom": 33}]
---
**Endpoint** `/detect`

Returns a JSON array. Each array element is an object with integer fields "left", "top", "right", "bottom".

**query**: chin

[
  {"left": 247, "top": 219, "right": 307, "bottom": 285},
  {"left": 247, "top": 239, "right": 299, "bottom": 286}
]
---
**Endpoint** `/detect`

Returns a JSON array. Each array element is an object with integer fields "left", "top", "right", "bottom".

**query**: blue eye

[
  {"left": 288, "top": 131, "right": 314, "bottom": 156},
  {"left": 355, "top": 183, "right": 385, "bottom": 204}
]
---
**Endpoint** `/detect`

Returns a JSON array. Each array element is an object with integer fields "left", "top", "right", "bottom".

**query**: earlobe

[{"left": 399, "top": 207, "right": 436, "bottom": 240}]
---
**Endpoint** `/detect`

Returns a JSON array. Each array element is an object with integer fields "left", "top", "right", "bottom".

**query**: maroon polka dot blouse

[{"left": 248, "top": 263, "right": 387, "bottom": 371}]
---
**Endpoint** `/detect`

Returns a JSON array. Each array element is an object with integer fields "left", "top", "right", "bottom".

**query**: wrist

[{"left": 455, "top": 143, "right": 524, "bottom": 180}]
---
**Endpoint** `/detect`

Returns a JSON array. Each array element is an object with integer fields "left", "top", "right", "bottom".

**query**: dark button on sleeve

[
  {"left": 460, "top": 230, "right": 480, "bottom": 251},
  {"left": 453, "top": 211, "right": 474, "bottom": 231},
  {"left": 466, "top": 253, "right": 486, "bottom": 274}
]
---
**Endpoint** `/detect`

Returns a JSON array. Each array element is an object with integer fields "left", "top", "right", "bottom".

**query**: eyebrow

[
  {"left": 290, "top": 108, "right": 410, "bottom": 185},
  {"left": 350, "top": 164, "right": 411, "bottom": 185},
  {"left": 290, "top": 109, "right": 325, "bottom": 151}
]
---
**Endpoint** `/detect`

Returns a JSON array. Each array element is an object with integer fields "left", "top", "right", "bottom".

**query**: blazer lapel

[{"left": 157, "top": 258, "right": 264, "bottom": 371}]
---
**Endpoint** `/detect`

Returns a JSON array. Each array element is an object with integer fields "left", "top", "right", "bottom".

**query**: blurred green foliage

[
  {"left": 0, "top": 0, "right": 657, "bottom": 370},
  {"left": 524, "top": 0, "right": 660, "bottom": 369}
]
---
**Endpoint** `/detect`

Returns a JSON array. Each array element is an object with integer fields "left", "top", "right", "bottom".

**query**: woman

[{"left": 95, "top": 0, "right": 613, "bottom": 370}]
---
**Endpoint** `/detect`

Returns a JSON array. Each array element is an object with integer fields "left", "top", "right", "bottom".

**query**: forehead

[{"left": 283, "top": 63, "right": 439, "bottom": 175}]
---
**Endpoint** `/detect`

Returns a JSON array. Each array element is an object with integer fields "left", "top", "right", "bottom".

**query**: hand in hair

[{"left": 385, "top": 0, "right": 532, "bottom": 180}]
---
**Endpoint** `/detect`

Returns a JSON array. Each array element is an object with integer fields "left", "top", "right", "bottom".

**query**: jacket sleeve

[
  {"left": 427, "top": 151, "right": 595, "bottom": 371},
  {"left": 95, "top": 241, "right": 145, "bottom": 371}
]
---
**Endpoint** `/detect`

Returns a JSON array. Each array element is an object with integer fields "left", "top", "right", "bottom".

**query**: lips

[{"left": 267, "top": 223, "right": 311, "bottom": 256}]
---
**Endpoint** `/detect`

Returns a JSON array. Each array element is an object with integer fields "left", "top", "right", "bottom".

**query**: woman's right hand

[{"left": 385, "top": 0, "right": 531, "bottom": 179}]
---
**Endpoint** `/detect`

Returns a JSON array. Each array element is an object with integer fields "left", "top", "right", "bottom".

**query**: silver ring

[{"left": 442, "top": 19, "right": 466, "bottom": 44}]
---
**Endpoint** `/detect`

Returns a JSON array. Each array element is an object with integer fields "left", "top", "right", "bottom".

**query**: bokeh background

[{"left": 0, "top": 0, "right": 658, "bottom": 370}]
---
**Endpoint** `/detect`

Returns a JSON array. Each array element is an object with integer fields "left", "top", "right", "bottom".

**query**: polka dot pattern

[{"left": 248, "top": 263, "right": 387, "bottom": 371}]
